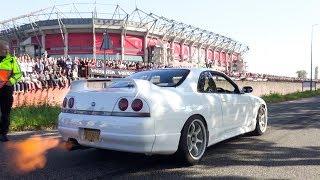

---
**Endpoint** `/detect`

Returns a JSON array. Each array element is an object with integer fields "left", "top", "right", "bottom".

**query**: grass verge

[
  {"left": 10, "top": 105, "right": 60, "bottom": 132},
  {"left": 261, "top": 89, "right": 320, "bottom": 103}
]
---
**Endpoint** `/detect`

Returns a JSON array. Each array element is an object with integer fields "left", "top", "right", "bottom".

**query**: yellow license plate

[{"left": 84, "top": 129, "right": 100, "bottom": 142}]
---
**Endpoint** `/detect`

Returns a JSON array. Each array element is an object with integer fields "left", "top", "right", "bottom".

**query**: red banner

[
  {"left": 68, "top": 33, "right": 93, "bottom": 54},
  {"left": 220, "top": 52, "right": 226, "bottom": 66},
  {"left": 207, "top": 49, "right": 213, "bottom": 62},
  {"left": 45, "top": 34, "right": 64, "bottom": 55},
  {"left": 214, "top": 51, "right": 220, "bottom": 61},
  {"left": 181, "top": 44, "right": 189, "bottom": 60},
  {"left": 173, "top": 43, "right": 181, "bottom": 59},
  {"left": 124, "top": 35, "right": 144, "bottom": 55}
]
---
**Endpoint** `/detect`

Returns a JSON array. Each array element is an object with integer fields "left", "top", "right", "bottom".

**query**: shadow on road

[
  {"left": 267, "top": 96, "right": 320, "bottom": 130},
  {"left": 112, "top": 135, "right": 320, "bottom": 178}
]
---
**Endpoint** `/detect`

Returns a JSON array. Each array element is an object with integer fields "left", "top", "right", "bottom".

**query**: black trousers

[{"left": 0, "top": 85, "right": 13, "bottom": 135}]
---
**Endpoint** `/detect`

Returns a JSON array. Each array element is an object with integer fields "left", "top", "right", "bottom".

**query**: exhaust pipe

[{"left": 66, "top": 138, "right": 90, "bottom": 151}]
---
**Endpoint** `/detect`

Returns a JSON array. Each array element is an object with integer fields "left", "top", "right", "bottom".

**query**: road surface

[{"left": 1, "top": 97, "right": 320, "bottom": 179}]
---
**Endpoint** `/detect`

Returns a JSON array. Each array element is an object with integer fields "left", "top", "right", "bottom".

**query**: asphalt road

[{"left": 1, "top": 97, "right": 320, "bottom": 179}]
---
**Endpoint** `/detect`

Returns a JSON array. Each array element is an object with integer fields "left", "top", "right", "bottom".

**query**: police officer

[{"left": 0, "top": 40, "right": 22, "bottom": 142}]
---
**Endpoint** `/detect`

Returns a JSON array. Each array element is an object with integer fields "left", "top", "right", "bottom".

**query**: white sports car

[{"left": 58, "top": 68, "right": 268, "bottom": 164}]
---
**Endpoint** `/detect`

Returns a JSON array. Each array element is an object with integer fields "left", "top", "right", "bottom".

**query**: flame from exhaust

[{"left": 5, "top": 136, "right": 71, "bottom": 173}]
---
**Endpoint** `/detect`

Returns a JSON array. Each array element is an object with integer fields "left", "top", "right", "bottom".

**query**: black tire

[
  {"left": 252, "top": 106, "right": 267, "bottom": 136},
  {"left": 176, "top": 115, "right": 208, "bottom": 165}
]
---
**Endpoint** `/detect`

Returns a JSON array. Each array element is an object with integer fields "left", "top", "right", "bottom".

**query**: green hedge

[
  {"left": 10, "top": 105, "right": 60, "bottom": 131},
  {"left": 261, "top": 90, "right": 320, "bottom": 103}
]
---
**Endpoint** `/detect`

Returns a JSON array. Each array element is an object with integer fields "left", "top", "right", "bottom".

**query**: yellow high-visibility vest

[{"left": 0, "top": 54, "right": 22, "bottom": 88}]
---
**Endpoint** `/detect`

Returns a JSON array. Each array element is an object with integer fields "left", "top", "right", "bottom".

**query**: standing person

[
  {"left": 65, "top": 58, "right": 72, "bottom": 78},
  {"left": 0, "top": 40, "right": 22, "bottom": 142}
]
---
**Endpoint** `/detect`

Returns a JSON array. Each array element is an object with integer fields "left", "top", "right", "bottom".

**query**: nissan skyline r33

[{"left": 58, "top": 68, "right": 268, "bottom": 165}]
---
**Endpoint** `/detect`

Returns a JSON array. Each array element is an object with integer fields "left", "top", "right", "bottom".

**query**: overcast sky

[{"left": 1, "top": 0, "right": 320, "bottom": 77}]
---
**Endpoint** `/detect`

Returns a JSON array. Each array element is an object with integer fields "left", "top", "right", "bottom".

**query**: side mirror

[{"left": 242, "top": 86, "right": 253, "bottom": 93}]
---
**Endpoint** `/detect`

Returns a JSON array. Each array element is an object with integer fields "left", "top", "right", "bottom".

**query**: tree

[
  {"left": 296, "top": 70, "right": 307, "bottom": 79},
  {"left": 315, "top": 66, "right": 319, "bottom": 80}
]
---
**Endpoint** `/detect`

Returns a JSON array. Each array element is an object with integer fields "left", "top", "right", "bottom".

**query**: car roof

[
  {"left": 154, "top": 68, "right": 228, "bottom": 92},
  {"left": 156, "top": 67, "right": 225, "bottom": 75},
  {"left": 131, "top": 68, "right": 228, "bottom": 92}
]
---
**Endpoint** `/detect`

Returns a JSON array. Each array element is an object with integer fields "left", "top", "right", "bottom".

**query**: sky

[{"left": 1, "top": 0, "right": 320, "bottom": 77}]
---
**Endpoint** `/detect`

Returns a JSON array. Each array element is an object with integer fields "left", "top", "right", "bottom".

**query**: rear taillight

[
  {"left": 131, "top": 99, "right": 143, "bottom": 112},
  {"left": 118, "top": 98, "right": 129, "bottom": 111},
  {"left": 62, "top": 97, "right": 67, "bottom": 108},
  {"left": 68, "top": 97, "right": 74, "bottom": 108}
]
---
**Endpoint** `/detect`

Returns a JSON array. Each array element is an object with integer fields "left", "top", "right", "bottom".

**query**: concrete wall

[
  {"left": 235, "top": 81, "right": 317, "bottom": 97},
  {"left": 12, "top": 81, "right": 318, "bottom": 108},
  {"left": 13, "top": 88, "right": 70, "bottom": 108}
]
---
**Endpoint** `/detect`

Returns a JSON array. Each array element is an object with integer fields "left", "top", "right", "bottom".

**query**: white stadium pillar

[
  {"left": 121, "top": 31, "right": 125, "bottom": 61},
  {"left": 171, "top": 41, "right": 175, "bottom": 62},
  {"left": 163, "top": 43, "right": 168, "bottom": 66},
  {"left": 188, "top": 44, "right": 192, "bottom": 63},
  {"left": 212, "top": 48, "right": 216, "bottom": 67},
  {"left": 41, "top": 33, "right": 46, "bottom": 55},
  {"left": 144, "top": 34, "right": 148, "bottom": 62},
  {"left": 180, "top": 43, "right": 184, "bottom": 62},
  {"left": 197, "top": 46, "right": 201, "bottom": 67},
  {"left": 205, "top": 48, "right": 208, "bottom": 66},
  {"left": 225, "top": 52, "right": 228, "bottom": 72},
  {"left": 64, "top": 32, "right": 68, "bottom": 57},
  {"left": 92, "top": 15, "right": 96, "bottom": 60},
  {"left": 229, "top": 53, "right": 233, "bottom": 73}
]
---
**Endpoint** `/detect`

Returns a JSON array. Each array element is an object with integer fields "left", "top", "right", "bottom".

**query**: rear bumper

[{"left": 58, "top": 113, "right": 180, "bottom": 154}]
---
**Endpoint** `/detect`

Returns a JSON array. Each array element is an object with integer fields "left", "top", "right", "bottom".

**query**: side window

[
  {"left": 197, "top": 72, "right": 217, "bottom": 93},
  {"left": 198, "top": 71, "right": 238, "bottom": 94},
  {"left": 211, "top": 73, "right": 236, "bottom": 93}
]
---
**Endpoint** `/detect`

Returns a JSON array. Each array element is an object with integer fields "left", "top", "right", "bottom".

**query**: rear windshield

[{"left": 109, "top": 69, "right": 190, "bottom": 88}]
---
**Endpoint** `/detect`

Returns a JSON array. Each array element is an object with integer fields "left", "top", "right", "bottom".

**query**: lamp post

[
  {"left": 103, "top": 32, "right": 106, "bottom": 78},
  {"left": 101, "top": 30, "right": 112, "bottom": 78},
  {"left": 311, "top": 24, "right": 318, "bottom": 90}
]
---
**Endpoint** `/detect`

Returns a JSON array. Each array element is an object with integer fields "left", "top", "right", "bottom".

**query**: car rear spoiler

[
  {"left": 70, "top": 78, "right": 159, "bottom": 95},
  {"left": 70, "top": 78, "right": 114, "bottom": 91},
  {"left": 107, "top": 78, "right": 159, "bottom": 93}
]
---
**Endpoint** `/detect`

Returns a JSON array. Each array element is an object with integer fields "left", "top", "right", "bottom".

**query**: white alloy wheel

[
  {"left": 253, "top": 106, "right": 267, "bottom": 135},
  {"left": 177, "top": 116, "right": 207, "bottom": 165},
  {"left": 187, "top": 119, "right": 207, "bottom": 160}
]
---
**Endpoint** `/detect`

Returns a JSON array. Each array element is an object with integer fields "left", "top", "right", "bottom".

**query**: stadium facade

[{"left": 0, "top": 3, "right": 249, "bottom": 72}]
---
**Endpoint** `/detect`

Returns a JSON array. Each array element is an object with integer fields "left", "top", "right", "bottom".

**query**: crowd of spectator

[
  {"left": 13, "top": 55, "right": 165, "bottom": 93},
  {"left": 14, "top": 55, "right": 86, "bottom": 92},
  {"left": 12, "top": 54, "right": 314, "bottom": 93}
]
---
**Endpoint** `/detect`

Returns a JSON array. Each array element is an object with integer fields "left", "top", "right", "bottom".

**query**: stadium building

[{"left": 0, "top": 3, "right": 249, "bottom": 73}]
